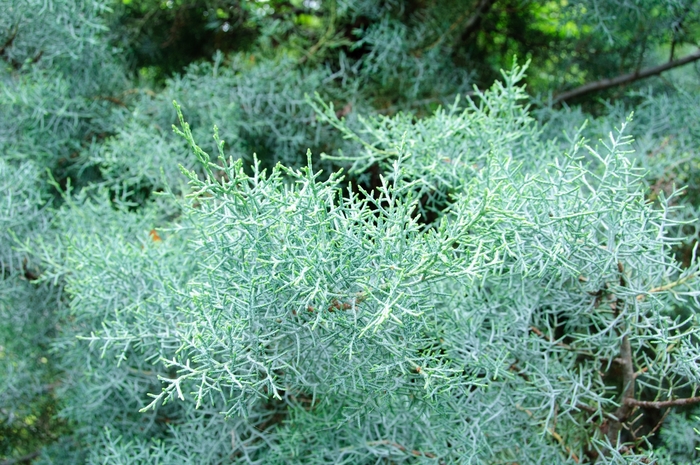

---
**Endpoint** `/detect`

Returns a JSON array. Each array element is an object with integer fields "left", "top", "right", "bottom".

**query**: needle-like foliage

[{"left": 2, "top": 1, "right": 700, "bottom": 463}]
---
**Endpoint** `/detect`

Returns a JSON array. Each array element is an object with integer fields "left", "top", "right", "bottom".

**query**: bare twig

[
  {"left": 647, "top": 135, "right": 673, "bottom": 159},
  {"left": 553, "top": 48, "right": 700, "bottom": 104},
  {"left": 670, "top": 40, "right": 676, "bottom": 62},
  {"left": 366, "top": 440, "right": 437, "bottom": 458},
  {"left": 0, "top": 26, "right": 18, "bottom": 56},
  {"left": 423, "top": 10, "right": 472, "bottom": 52},
  {"left": 529, "top": 325, "right": 599, "bottom": 357},
  {"left": 422, "top": 0, "right": 497, "bottom": 53},
  {"left": 0, "top": 451, "right": 40, "bottom": 465},
  {"left": 298, "top": 2, "right": 337, "bottom": 64},
  {"left": 637, "top": 271, "right": 700, "bottom": 301},
  {"left": 575, "top": 403, "right": 620, "bottom": 423},
  {"left": 459, "top": 0, "right": 498, "bottom": 43},
  {"left": 93, "top": 96, "right": 127, "bottom": 107},
  {"left": 529, "top": 325, "right": 572, "bottom": 349},
  {"left": 625, "top": 396, "right": 700, "bottom": 409},
  {"left": 642, "top": 407, "right": 671, "bottom": 442},
  {"left": 516, "top": 404, "right": 580, "bottom": 463}
]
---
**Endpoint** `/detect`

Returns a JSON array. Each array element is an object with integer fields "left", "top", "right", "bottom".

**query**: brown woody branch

[
  {"left": 459, "top": 0, "right": 498, "bottom": 43},
  {"left": 625, "top": 396, "right": 700, "bottom": 409},
  {"left": 606, "top": 334, "right": 636, "bottom": 446},
  {"left": 553, "top": 48, "right": 700, "bottom": 104},
  {"left": 604, "top": 263, "right": 637, "bottom": 449},
  {"left": 0, "top": 27, "right": 18, "bottom": 57},
  {"left": 94, "top": 96, "right": 127, "bottom": 107},
  {"left": 0, "top": 451, "right": 40, "bottom": 465},
  {"left": 422, "top": 0, "right": 497, "bottom": 52}
]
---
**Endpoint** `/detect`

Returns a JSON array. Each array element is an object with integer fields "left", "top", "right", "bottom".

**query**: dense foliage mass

[{"left": 1, "top": 0, "right": 700, "bottom": 463}]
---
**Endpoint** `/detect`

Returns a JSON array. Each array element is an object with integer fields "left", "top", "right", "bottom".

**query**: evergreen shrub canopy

[{"left": 1, "top": 0, "right": 700, "bottom": 463}]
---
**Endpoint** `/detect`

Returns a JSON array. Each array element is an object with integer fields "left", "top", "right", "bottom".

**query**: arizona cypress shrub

[
  {"left": 3, "top": 1, "right": 700, "bottom": 463},
  {"left": 26, "top": 67, "right": 699, "bottom": 464}
]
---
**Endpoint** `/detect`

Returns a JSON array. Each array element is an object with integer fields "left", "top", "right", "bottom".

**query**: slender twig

[
  {"left": 641, "top": 407, "right": 671, "bottom": 442},
  {"left": 647, "top": 135, "right": 674, "bottom": 159},
  {"left": 575, "top": 402, "right": 598, "bottom": 414},
  {"left": 553, "top": 48, "right": 700, "bottom": 104},
  {"left": 422, "top": 0, "right": 496, "bottom": 53},
  {"left": 575, "top": 403, "right": 620, "bottom": 422},
  {"left": 516, "top": 404, "right": 580, "bottom": 463},
  {"left": 93, "top": 96, "right": 127, "bottom": 107},
  {"left": 338, "top": 440, "right": 442, "bottom": 462},
  {"left": 0, "top": 26, "right": 18, "bottom": 56},
  {"left": 365, "top": 440, "right": 437, "bottom": 458},
  {"left": 298, "top": 2, "right": 337, "bottom": 64},
  {"left": 529, "top": 325, "right": 599, "bottom": 357},
  {"left": 459, "top": 0, "right": 498, "bottom": 43},
  {"left": 669, "top": 40, "right": 676, "bottom": 62},
  {"left": 422, "top": 10, "right": 472, "bottom": 52},
  {"left": 0, "top": 451, "right": 40, "bottom": 465},
  {"left": 637, "top": 271, "right": 700, "bottom": 301},
  {"left": 625, "top": 396, "right": 700, "bottom": 409},
  {"left": 529, "top": 325, "right": 571, "bottom": 349}
]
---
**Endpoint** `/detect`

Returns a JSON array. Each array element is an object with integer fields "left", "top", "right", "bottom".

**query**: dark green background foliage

[{"left": 1, "top": 0, "right": 700, "bottom": 463}]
